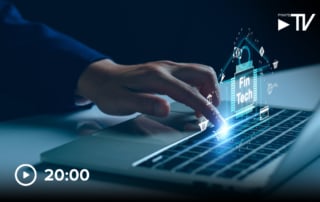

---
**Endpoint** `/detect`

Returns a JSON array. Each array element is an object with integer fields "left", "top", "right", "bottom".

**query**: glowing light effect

[{"left": 216, "top": 123, "right": 230, "bottom": 140}]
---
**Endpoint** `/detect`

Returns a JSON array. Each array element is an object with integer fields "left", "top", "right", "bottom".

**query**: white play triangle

[
  {"left": 278, "top": 19, "right": 290, "bottom": 31},
  {"left": 22, "top": 171, "right": 30, "bottom": 179}
]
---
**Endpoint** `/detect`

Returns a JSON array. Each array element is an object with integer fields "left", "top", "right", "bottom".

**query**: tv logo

[{"left": 278, "top": 13, "right": 316, "bottom": 31}]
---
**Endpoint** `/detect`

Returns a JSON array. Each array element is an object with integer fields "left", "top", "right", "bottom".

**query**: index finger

[
  {"left": 149, "top": 74, "right": 225, "bottom": 126},
  {"left": 170, "top": 62, "right": 220, "bottom": 106}
]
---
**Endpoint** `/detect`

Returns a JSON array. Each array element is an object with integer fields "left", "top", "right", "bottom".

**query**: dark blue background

[{"left": 12, "top": 0, "right": 319, "bottom": 76}]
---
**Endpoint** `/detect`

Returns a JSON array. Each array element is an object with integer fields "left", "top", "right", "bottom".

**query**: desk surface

[{"left": 1, "top": 64, "right": 320, "bottom": 199}]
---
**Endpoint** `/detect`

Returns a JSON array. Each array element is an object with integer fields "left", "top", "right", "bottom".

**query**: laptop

[{"left": 40, "top": 94, "right": 320, "bottom": 195}]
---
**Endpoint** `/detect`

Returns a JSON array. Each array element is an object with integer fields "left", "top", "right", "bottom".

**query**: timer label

[
  {"left": 14, "top": 164, "right": 90, "bottom": 186},
  {"left": 44, "top": 168, "right": 90, "bottom": 182}
]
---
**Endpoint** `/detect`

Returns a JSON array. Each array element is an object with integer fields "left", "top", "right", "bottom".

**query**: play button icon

[
  {"left": 278, "top": 19, "right": 290, "bottom": 31},
  {"left": 15, "top": 164, "right": 37, "bottom": 187}
]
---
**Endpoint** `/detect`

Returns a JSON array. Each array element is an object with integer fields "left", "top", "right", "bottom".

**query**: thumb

[{"left": 123, "top": 93, "right": 170, "bottom": 117}]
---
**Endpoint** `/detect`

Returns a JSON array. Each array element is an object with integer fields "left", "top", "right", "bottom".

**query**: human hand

[{"left": 76, "top": 59, "right": 224, "bottom": 126}]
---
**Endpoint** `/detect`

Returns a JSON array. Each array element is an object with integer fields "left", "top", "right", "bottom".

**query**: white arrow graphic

[
  {"left": 278, "top": 19, "right": 290, "bottom": 31},
  {"left": 23, "top": 171, "right": 30, "bottom": 179}
]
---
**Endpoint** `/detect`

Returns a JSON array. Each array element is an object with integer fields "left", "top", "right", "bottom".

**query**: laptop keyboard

[{"left": 134, "top": 107, "right": 313, "bottom": 180}]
